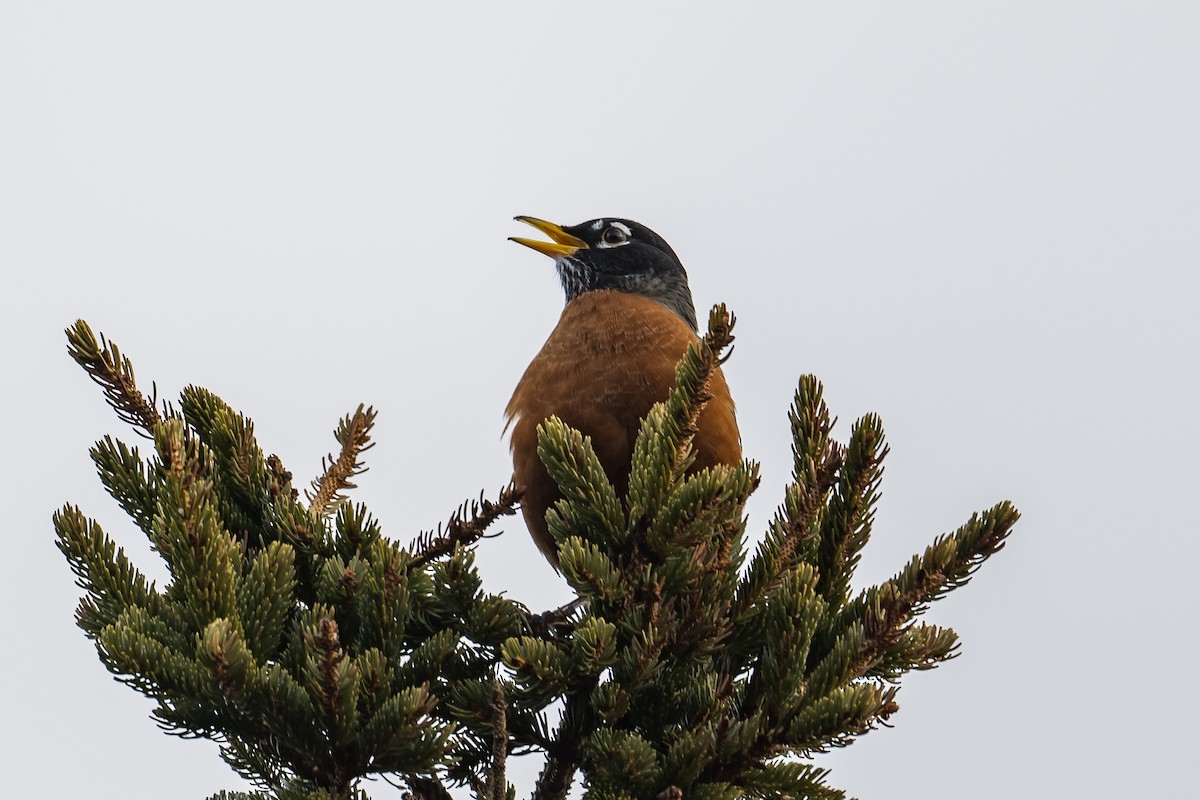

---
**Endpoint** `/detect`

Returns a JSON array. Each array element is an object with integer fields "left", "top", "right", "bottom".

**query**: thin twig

[
  {"left": 487, "top": 681, "right": 508, "bottom": 800},
  {"left": 65, "top": 320, "right": 161, "bottom": 437},
  {"left": 408, "top": 484, "right": 523, "bottom": 568},
  {"left": 307, "top": 404, "right": 377, "bottom": 518}
]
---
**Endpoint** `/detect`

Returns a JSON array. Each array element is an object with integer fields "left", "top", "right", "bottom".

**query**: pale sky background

[{"left": 2, "top": 2, "right": 1197, "bottom": 798}]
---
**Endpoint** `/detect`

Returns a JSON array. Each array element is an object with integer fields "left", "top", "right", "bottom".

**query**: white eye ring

[{"left": 598, "top": 222, "right": 632, "bottom": 248}]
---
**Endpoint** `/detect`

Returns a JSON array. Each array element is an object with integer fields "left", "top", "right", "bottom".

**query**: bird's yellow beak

[{"left": 509, "top": 216, "right": 588, "bottom": 257}]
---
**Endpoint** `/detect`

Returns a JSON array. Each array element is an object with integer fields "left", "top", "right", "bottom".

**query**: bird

[{"left": 506, "top": 215, "right": 741, "bottom": 568}]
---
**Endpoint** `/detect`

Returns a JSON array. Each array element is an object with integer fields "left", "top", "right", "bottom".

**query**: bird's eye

[{"left": 601, "top": 226, "right": 628, "bottom": 246}]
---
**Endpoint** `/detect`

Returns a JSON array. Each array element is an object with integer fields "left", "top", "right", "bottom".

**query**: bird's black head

[{"left": 510, "top": 215, "right": 698, "bottom": 331}]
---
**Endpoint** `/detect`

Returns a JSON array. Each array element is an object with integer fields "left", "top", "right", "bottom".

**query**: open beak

[{"left": 509, "top": 216, "right": 588, "bottom": 257}]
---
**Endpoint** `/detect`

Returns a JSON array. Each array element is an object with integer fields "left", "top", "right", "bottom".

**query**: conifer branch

[
  {"left": 530, "top": 687, "right": 600, "bottom": 800},
  {"left": 668, "top": 304, "right": 736, "bottom": 475},
  {"left": 90, "top": 436, "right": 158, "bottom": 537},
  {"left": 307, "top": 405, "right": 377, "bottom": 519},
  {"left": 538, "top": 418, "right": 627, "bottom": 554},
  {"left": 851, "top": 500, "right": 1019, "bottom": 676},
  {"left": 66, "top": 319, "right": 162, "bottom": 436},
  {"left": 409, "top": 484, "right": 523, "bottom": 568},
  {"left": 53, "top": 505, "right": 164, "bottom": 638},
  {"left": 774, "top": 450, "right": 842, "bottom": 565},
  {"left": 815, "top": 414, "right": 887, "bottom": 609},
  {"left": 728, "top": 377, "right": 841, "bottom": 641},
  {"left": 403, "top": 774, "right": 454, "bottom": 800},
  {"left": 625, "top": 305, "right": 738, "bottom": 555},
  {"left": 487, "top": 681, "right": 508, "bottom": 800},
  {"left": 787, "top": 683, "right": 900, "bottom": 754}
]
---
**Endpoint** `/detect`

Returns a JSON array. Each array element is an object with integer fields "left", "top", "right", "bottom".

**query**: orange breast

[{"left": 506, "top": 290, "right": 741, "bottom": 566}]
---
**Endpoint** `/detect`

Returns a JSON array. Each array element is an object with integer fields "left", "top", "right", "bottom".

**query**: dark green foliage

[
  {"left": 56, "top": 311, "right": 1018, "bottom": 800},
  {"left": 57, "top": 321, "right": 522, "bottom": 800}
]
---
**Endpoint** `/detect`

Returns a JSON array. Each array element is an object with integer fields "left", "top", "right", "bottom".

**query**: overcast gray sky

[{"left": 3, "top": 2, "right": 1197, "bottom": 798}]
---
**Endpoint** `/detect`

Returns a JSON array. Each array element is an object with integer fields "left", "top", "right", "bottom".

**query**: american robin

[{"left": 506, "top": 216, "right": 741, "bottom": 568}]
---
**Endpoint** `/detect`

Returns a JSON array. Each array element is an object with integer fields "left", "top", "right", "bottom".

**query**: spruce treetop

[{"left": 56, "top": 309, "right": 1018, "bottom": 800}]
